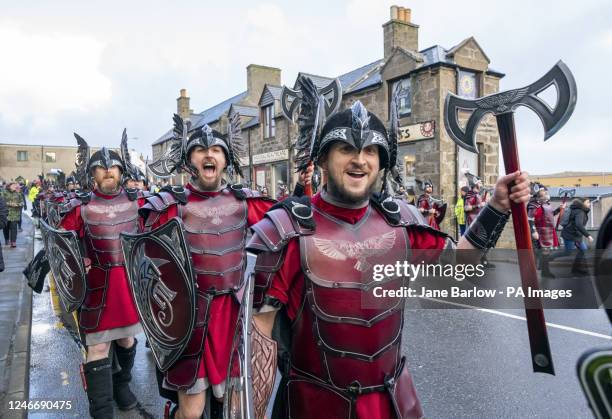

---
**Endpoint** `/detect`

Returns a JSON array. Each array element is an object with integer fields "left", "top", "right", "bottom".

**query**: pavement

[{"left": 0, "top": 214, "right": 34, "bottom": 419}]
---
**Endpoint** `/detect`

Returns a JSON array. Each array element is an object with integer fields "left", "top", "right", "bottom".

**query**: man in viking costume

[
  {"left": 463, "top": 171, "right": 485, "bottom": 227},
  {"left": 138, "top": 114, "right": 310, "bottom": 419},
  {"left": 415, "top": 179, "right": 447, "bottom": 231},
  {"left": 58, "top": 130, "right": 147, "bottom": 418},
  {"left": 527, "top": 182, "right": 564, "bottom": 278},
  {"left": 246, "top": 76, "right": 531, "bottom": 418}
]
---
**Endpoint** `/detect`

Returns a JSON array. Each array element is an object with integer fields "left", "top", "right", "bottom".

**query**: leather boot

[
  {"left": 571, "top": 256, "right": 589, "bottom": 276},
  {"left": 540, "top": 254, "right": 556, "bottom": 278},
  {"left": 84, "top": 358, "right": 114, "bottom": 419},
  {"left": 210, "top": 395, "right": 223, "bottom": 419},
  {"left": 112, "top": 339, "right": 138, "bottom": 410}
]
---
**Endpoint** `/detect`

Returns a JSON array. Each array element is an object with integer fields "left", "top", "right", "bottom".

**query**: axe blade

[
  {"left": 280, "top": 78, "right": 343, "bottom": 122},
  {"left": 558, "top": 187, "right": 577, "bottom": 198},
  {"left": 281, "top": 85, "right": 301, "bottom": 121},
  {"left": 444, "top": 61, "right": 577, "bottom": 152}
]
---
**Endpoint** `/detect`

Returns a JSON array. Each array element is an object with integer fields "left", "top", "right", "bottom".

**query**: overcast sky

[{"left": 0, "top": 0, "right": 610, "bottom": 174}]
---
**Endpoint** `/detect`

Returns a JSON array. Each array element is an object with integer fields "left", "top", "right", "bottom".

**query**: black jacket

[{"left": 561, "top": 201, "right": 591, "bottom": 242}]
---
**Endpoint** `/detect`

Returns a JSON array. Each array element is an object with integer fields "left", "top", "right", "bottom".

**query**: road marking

[{"left": 420, "top": 297, "right": 612, "bottom": 340}]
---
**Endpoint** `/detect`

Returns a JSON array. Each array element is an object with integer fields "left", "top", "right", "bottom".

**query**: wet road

[{"left": 27, "top": 238, "right": 610, "bottom": 418}]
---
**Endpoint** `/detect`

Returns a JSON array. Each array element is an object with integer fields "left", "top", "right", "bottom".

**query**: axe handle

[
  {"left": 304, "top": 183, "right": 313, "bottom": 197},
  {"left": 496, "top": 112, "right": 555, "bottom": 375}
]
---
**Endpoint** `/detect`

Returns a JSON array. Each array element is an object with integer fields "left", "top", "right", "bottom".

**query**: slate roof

[
  {"left": 153, "top": 91, "right": 247, "bottom": 145},
  {"left": 229, "top": 104, "right": 259, "bottom": 118},
  {"left": 266, "top": 85, "right": 283, "bottom": 100},
  {"left": 154, "top": 38, "right": 504, "bottom": 144}
]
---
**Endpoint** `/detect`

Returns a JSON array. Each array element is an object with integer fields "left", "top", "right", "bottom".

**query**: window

[
  {"left": 45, "top": 152, "right": 56, "bottom": 162},
  {"left": 458, "top": 70, "right": 478, "bottom": 99},
  {"left": 17, "top": 150, "right": 28, "bottom": 161},
  {"left": 263, "top": 104, "right": 275, "bottom": 139},
  {"left": 391, "top": 78, "right": 411, "bottom": 118}
]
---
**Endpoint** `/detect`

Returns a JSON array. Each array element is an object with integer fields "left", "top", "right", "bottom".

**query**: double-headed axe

[
  {"left": 556, "top": 187, "right": 576, "bottom": 230},
  {"left": 444, "top": 61, "right": 577, "bottom": 374},
  {"left": 281, "top": 78, "right": 342, "bottom": 196}
]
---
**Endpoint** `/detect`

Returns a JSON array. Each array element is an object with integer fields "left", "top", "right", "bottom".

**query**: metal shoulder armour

[
  {"left": 230, "top": 184, "right": 277, "bottom": 203},
  {"left": 139, "top": 188, "right": 189, "bottom": 216},
  {"left": 247, "top": 200, "right": 315, "bottom": 254},
  {"left": 372, "top": 195, "right": 454, "bottom": 243},
  {"left": 125, "top": 187, "right": 139, "bottom": 201},
  {"left": 75, "top": 191, "right": 92, "bottom": 205},
  {"left": 60, "top": 197, "right": 83, "bottom": 216},
  {"left": 135, "top": 189, "right": 152, "bottom": 200},
  {"left": 370, "top": 193, "right": 427, "bottom": 227}
]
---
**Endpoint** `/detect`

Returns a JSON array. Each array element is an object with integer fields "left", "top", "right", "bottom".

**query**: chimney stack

[
  {"left": 383, "top": 5, "right": 419, "bottom": 59},
  {"left": 177, "top": 89, "right": 192, "bottom": 120},
  {"left": 246, "top": 64, "right": 281, "bottom": 105}
]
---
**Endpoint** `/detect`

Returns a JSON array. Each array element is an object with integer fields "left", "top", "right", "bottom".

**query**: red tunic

[
  {"left": 417, "top": 194, "right": 441, "bottom": 230},
  {"left": 60, "top": 190, "right": 143, "bottom": 334},
  {"left": 265, "top": 193, "right": 446, "bottom": 419},
  {"left": 533, "top": 205, "right": 559, "bottom": 248},
  {"left": 464, "top": 191, "right": 483, "bottom": 226},
  {"left": 150, "top": 183, "right": 273, "bottom": 387}
]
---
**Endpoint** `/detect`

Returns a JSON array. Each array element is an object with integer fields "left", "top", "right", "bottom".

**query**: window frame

[
  {"left": 390, "top": 77, "right": 412, "bottom": 119},
  {"left": 45, "top": 151, "right": 56, "bottom": 163},
  {"left": 262, "top": 103, "right": 276, "bottom": 139},
  {"left": 17, "top": 150, "right": 28, "bottom": 161}
]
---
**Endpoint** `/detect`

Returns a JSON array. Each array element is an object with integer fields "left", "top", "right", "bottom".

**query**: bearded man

[
  {"left": 140, "top": 114, "right": 311, "bottom": 419},
  {"left": 246, "top": 76, "right": 531, "bottom": 419},
  {"left": 59, "top": 131, "right": 147, "bottom": 418}
]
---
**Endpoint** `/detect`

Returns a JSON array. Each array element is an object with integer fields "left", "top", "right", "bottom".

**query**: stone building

[
  {"left": 0, "top": 143, "right": 148, "bottom": 186},
  {"left": 531, "top": 171, "right": 612, "bottom": 188},
  {"left": 0, "top": 143, "right": 119, "bottom": 184},
  {"left": 151, "top": 5, "right": 504, "bottom": 235}
]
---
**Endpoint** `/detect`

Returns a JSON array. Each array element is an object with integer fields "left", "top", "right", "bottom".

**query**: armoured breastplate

[
  {"left": 466, "top": 192, "right": 482, "bottom": 223},
  {"left": 81, "top": 191, "right": 139, "bottom": 267},
  {"left": 180, "top": 189, "right": 247, "bottom": 294},
  {"left": 536, "top": 203, "right": 556, "bottom": 247},
  {"left": 540, "top": 203, "right": 555, "bottom": 227},
  {"left": 294, "top": 205, "right": 409, "bottom": 390},
  {"left": 417, "top": 195, "right": 431, "bottom": 209}
]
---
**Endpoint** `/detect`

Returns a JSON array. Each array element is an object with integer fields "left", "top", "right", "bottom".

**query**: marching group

[{"left": 18, "top": 73, "right": 598, "bottom": 419}]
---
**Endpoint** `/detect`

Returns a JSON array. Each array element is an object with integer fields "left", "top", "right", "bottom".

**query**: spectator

[
  {"left": 0, "top": 193, "right": 6, "bottom": 271},
  {"left": 2, "top": 182, "right": 24, "bottom": 248},
  {"left": 18, "top": 184, "right": 26, "bottom": 231},
  {"left": 28, "top": 180, "right": 40, "bottom": 204},
  {"left": 550, "top": 198, "right": 593, "bottom": 274},
  {"left": 455, "top": 186, "right": 469, "bottom": 236}
]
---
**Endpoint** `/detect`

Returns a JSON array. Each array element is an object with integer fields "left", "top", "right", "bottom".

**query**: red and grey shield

[
  {"left": 120, "top": 217, "right": 196, "bottom": 372},
  {"left": 44, "top": 200, "right": 62, "bottom": 228},
  {"left": 223, "top": 251, "right": 257, "bottom": 418},
  {"left": 39, "top": 219, "right": 87, "bottom": 312}
]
